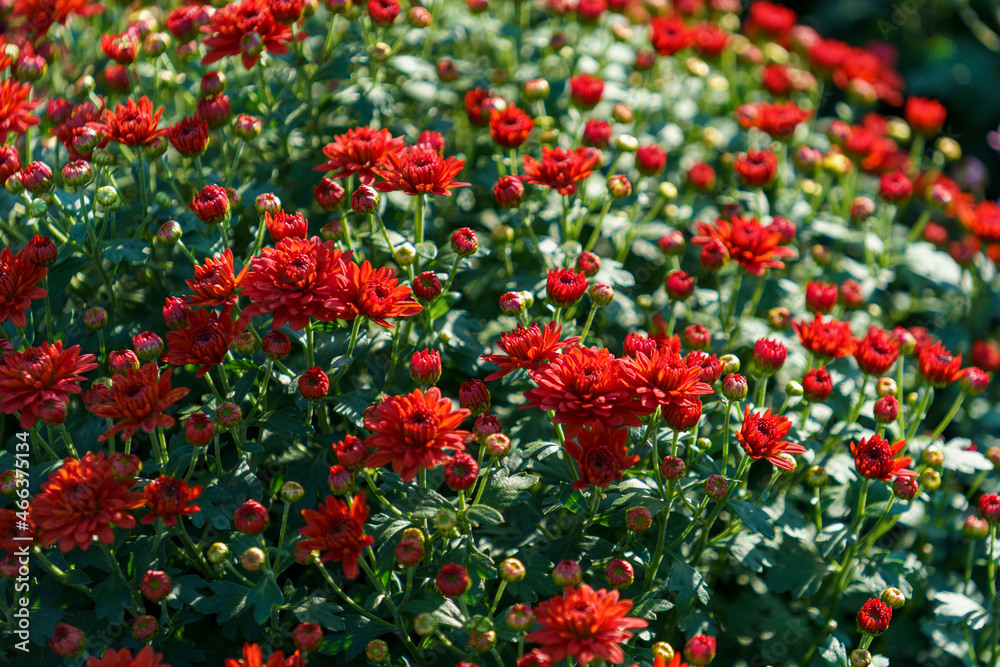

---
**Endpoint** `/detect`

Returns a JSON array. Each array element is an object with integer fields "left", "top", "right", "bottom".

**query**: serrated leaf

[
  {"left": 247, "top": 575, "right": 284, "bottom": 624},
  {"left": 667, "top": 557, "right": 709, "bottom": 615},
  {"left": 729, "top": 499, "right": 775, "bottom": 539},
  {"left": 193, "top": 581, "right": 250, "bottom": 622},
  {"left": 291, "top": 596, "right": 345, "bottom": 631},
  {"left": 820, "top": 636, "right": 849, "bottom": 667},
  {"left": 933, "top": 591, "right": 989, "bottom": 630},
  {"left": 93, "top": 575, "right": 132, "bottom": 624},
  {"left": 466, "top": 504, "right": 504, "bottom": 525}
]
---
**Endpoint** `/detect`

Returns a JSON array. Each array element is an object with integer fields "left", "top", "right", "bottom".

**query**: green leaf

[
  {"left": 481, "top": 469, "right": 538, "bottom": 509},
  {"left": 290, "top": 596, "right": 346, "bottom": 631},
  {"left": 247, "top": 575, "right": 285, "bottom": 625},
  {"left": 259, "top": 407, "right": 313, "bottom": 436},
  {"left": 193, "top": 580, "right": 251, "bottom": 622},
  {"left": 630, "top": 592, "right": 674, "bottom": 620},
  {"left": 466, "top": 504, "right": 504, "bottom": 525},
  {"left": 320, "top": 616, "right": 392, "bottom": 660},
  {"left": 28, "top": 607, "right": 64, "bottom": 646},
  {"left": 103, "top": 239, "right": 149, "bottom": 263},
  {"left": 93, "top": 575, "right": 133, "bottom": 624},
  {"left": 819, "top": 636, "right": 849, "bottom": 667},
  {"left": 667, "top": 557, "right": 709, "bottom": 615},
  {"left": 728, "top": 499, "right": 775, "bottom": 539},
  {"left": 933, "top": 591, "right": 990, "bottom": 630},
  {"left": 414, "top": 241, "right": 437, "bottom": 259}
]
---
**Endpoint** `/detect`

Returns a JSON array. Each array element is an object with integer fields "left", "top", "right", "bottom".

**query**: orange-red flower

[
  {"left": 525, "top": 584, "right": 648, "bottom": 664},
  {"left": 298, "top": 493, "right": 374, "bottom": 579},
  {"left": 524, "top": 346, "right": 649, "bottom": 438},
  {"left": 373, "top": 145, "right": 469, "bottom": 196},
  {"left": 30, "top": 452, "right": 145, "bottom": 552},
  {"left": 162, "top": 307, "right": 247, "bottom": 378},
  {"left": 240, "top": 237, "right": 350, "bottom": 330},
  {"left": 522, "top": 146, "right": 600, "bottom": 196},
  {"left": 621, "top": 349, "right": 714, "bottom": 412},
  {"left": 692, "top": 216, "right": 795, "bottom": 276},
  {"left": 201, "top": 0, "right": 293, "bottom": 69},
  {"left": 853, "top": 326, "right": 900, "bottom": 376},
  {"left": 736, "top": 101, "right": 813, "bottom": 139},
  {"left": 490, "top": 104, "right": 535, "bottom": 148},
  {"left": 185, "top": 249, "right": 248, "bottom": 307},
  {"left": 141, "top": 475, "right": 202, "bottom": 527},
  {"left": 87, "top": 363, "right": 191, "bottom": 443},
  {"left": 481, "top": 322, "right": 581, "bottom": 381},
  {"left": 364, "top": 388, "right": 471, "bottom": 482},
  {"left": 958, "top": 200, "right": 1000, "bottom": 243},
  {"left": 736, "top": 407, "right": 805, "bottom": 470},
  {"left": 917, "top": 340, "right": 963, "bottom": 387},
  {"left": 904, "top": 96, "right": 946, "bottom": 137},
  {"left": 89, "top": 97, "right": 164, "bottom": 147},
  {"left": 851, "top": 434, "right": 914, "bottom": 480},
  {"left": 0, "top": 246, "right": 48, "bottom": 328},
  {"left": 85, "top": 646, "right": 171, "bottom": 667},
  {"left": 0, "top": 80, "right": 42, "bottom": 145},
  {"left": 565, "top": 423, "right": 639, "bottom": 490},
  {"left": 313, "top": 126, "right": 405, "bottom": 184},
  {"left": 792, "top": 314, "right": 855, "bottom": 359},
  {"left": 0, "top": 341, "right": 97, "bottom": 428},
  {"left": 11, "top": 0, "right": 103, "bottom": 38},
  {"left": 225, "top": 643, "right": 304, "bottom": 667},
  {"left": 329, "top": 260, "right": 423, "bottom": 328}
]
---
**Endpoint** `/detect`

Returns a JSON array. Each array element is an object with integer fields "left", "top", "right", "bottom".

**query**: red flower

[
  {"left": 687, "top": 162, "right": 717, "bottom": 191},
  {"left": 367, "top": 0, "right": 400, "bottom": 25},
  {"left": 364, "top": 388, "right": 471, "bottom": 482},
  {"left": 857, "top": 597, "right": 892, "bottom": 635},
  {"left": 89, "top": 97, "right": 164, "bottom": 147},
  {"left": 565, "top": 423, "right": 638, "bottom": 490},
  {"left": 736, "top": 407, "right": 805, "bottom": 470},
  {"left": 635, "top": 145, "right": 667, "bottom": 176},
  {"left": 0, "top": 341, "right": 97, "bottom": 429},
  {"left": 904, "top": 96, "right": 946, "bottom": 136},
  {"left": 850, "top": 434, "right": 914, "bottom": 480},
  {"left": 167, "top": 116, "right": 210, "bottom": 157},
  {"left": 650, "top": 16, "right": 692, "bottom": 56},
  {"left": 87, "top": 363, "right": 191, "bottom": 443},
  {"left": 802, "top": 366, "right": 833, "bottom": 402},
  {"left": 330, "top": 260, "right": 423, "bottom": 328},
  {"left": 240, "top": 237, "right": 350, "bottom": 330},
  {"left": 0, "top": 80, "right": 42, "bottom": 145},
  {"left": 746, "top": 0, "right": 797, "bottom": 37},
  {"left": 264, "top": 210, "right": 309, "bottom": 242},
  {"left": 30, "top": 452, "right": 145, "bottom": 552},
  {"left": 621, "top": 349, "right": 714, "bottom": 412},
  {"left": 522, "top": 146, "right": 600, "bottom": 196},
  {"left": 685, "top": 350, "right": 723, "bottom": 383},
  {"left": 464, "top": 87, "right": 493, "bottom": 126},
  {"left": 85, "top": 646, "right": 171, "bottom": 667},
  {"left": 299, "top": 493, "right": 374, "bottom": 579},
  {"left": 691, "top": 22, "right": 728, "bottom": 57},
  {"left": 546, "top": 268, "right": 588, "bottom": 307},
  {"left": 141, "top": 476, "right": 202, "bottom": 527},
  {"left": 225, "top": 643, "right": 303, "bottom": 667},
  {"left": 162, "top": 306, "right": 247, "bottom": 378},
  {"left": 525, "top": 584, "right": 648, "bottom": 664},
  {"left": 201, "top": 0, "right": 293, "bottom": 69},
  {"left": 373, "top": 145, "right": 469, "bottom": 196},
  {"left": 736, "top": 101, "right": 813, "bottom": 139},
  {"left": 11, "top": 0, "right": 103, "bottom": 38},
  {"left": 692, "top": 216, "right": 795, "bottom": 276},
  {"left": 733, "top": 149, "right": 778, "bottom": 186},
  {"left": 569, "top": 74, "right": 604, "bottom": 108},
  {"left": 792, "top": 314, "right": 855, "bottom": 359},
  {"left": 101, "top": 28, "right": 139, "bottom": 64},
  {"left": 482, "top": 322, "right": 582, "bottom": 381},
  {"left": 524, "top": 346, "right": 649, "bottom": 438},
  {"left": 917, "top": 340, "right": 963, "bottom": 387},
  {"left": 0, "top": 246, "right": 48, "bottom": 328},
  {"left": 185, "top": 249, "right": 247, "bottom": 307},
  {"left": 971, "top": 339, "right": 1000, "bottom": 373},
  {"left": 958, "top": 200, "right": 1000, "bottom": 243},
  {"left": 313, "top": 126, "right": 405, "bottom": 184},
  {"left": 853, "top": 326, "right": 900, "bottom": 376},
  {"left": 490, "top": 104, "right": 534, "bottom": 148}
]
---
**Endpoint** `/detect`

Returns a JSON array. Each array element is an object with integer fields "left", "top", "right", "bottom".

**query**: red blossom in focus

[
  {"left": 330, "top": 260, "right": 423, "bottom": 328},
  {"left": 792, "top": 314, "right": 855, "bottom": 359},
  {"left": 185, "top": 249, "right": 248, "bottom": 307},
  {"left": 737, "top": 407, "right": 806, "bottom": 470},
  {"left": 162, "top": 307, "right": 247, "bottom": 378},
  {"left": 522, "top": 146, "right": 600, "bottom": 196},
  {"left": 201, "top": 0, "right": 293, "bottom": 69},
  {"left": 141, "top": 476, "right": 202, "bottom": 527},
  {"left": 482, "top": 322, "right": 581, "bottom": 381},
  {"left": 565, "top": 423, "right": 639, "bottom": 490},
  {"left": 0, "top": 341, "right": 97, "bottom": 429},
  {"left": 373, "top": 145, "right": 469, "bottom": 196},
  {"left": 298, "top": 493, "right": 374, "bottom": 579},
  {"left": 89, "top": 97, "right": 164, "bottom": 147},
  {"left": 692, "top": 216, "right": 795, "bottom": 276},
  {"left": 87, "top": 363, "right": 191, "bottom": 443},
  {"left": 851, "top": 434, "right": 915, "bottom": 480},
  {"left": 313, "top": 126, "right": 405, "bottom": 184}
]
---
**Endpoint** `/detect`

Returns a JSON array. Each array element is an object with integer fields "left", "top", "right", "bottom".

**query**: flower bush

[{"left": 1, "top": 0, "right": 1000, "bottom": 666}]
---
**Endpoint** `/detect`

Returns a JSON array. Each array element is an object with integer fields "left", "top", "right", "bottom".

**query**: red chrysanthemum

[
  {"left": 490, "top": 104, "right": 535, "bottom": 148},
  {"left": 565, "top": 423, "right": 639, "bottom": 490},
  {"left": 958, "top": 200, "right": 1000, "bottom": 244},
  {"left": 733, "top": 149, "right": 779, "bottom": 187},
  {"left": 568, "top": 74, "right": 605, "bottom": 108},
  {"left": 0, "top": 79, "right": 43, "bottom": 145},
  {"left": 850, "top": 434, "right": 914, "bottom": 481},
  {"left": 650, "top": 16, "right": 692, "bottom": 56},
  {"left": 88, "top": 97, "right": 164, "bottom": 147},
  {"left": 522, "top": 146, "right": 600, "bottom": 196},
  {"left": 736, "top": 407, "right": 806, "bottom": 470},
  {"left": 792, "top": 314, "right": 855, "bottom": 359},
  {"left": 313, "top": 126, "right": 405, "bottom": 184},
  {"left": 185, "top": 249, "right": 248, "bottom": 307},
  {"left": 620, "top": 349, "right": 714, "bottom": 412},
  {"left": 692, "top": 216, "right": 795, "bottom": 276},
  {"left": 167, "top": 115, "right": 210, "bottom": 157},
  {"left": 364, "top": 388, "right": 471, "bottom": 482},
  {"left": 745, "top": 0, "right": 797, "bottom": 38},
  {"left": 546, "top": 267, "right": 589, "bottom": 307},
  {"left": 523, "top": 346, "right": 649, "bottom": 438},
  {"left": 0, "top": 246, "right": 48, "bottom": 328},
  {"left": 372, "top": 145, "right": 469, "bottom": 196},
  {"left": 525, "top": 584, "right": 648, "bottom": 665},
  {"left": 141, "top": 475, "right": 202, "bottom": 527},
  {"left": 86, "top": 646, "right": 172, "bottom": 667},
  {"left": 329, "top": 260, "right": 423, "bottom": 329},
  {"left": 101, "top": 28, "right": 139, "bottom": 64},
  {"left": 240, "top": 237, "right": 350, "bottom": 330},
  {"left": 201, "top": 0, "right": 293, "bottom": 69},
  {"left": 853, "top": 326, "right": 900, "bottom": 376},
  {"left": 264, "top": 210, "right": 309, "bottom": 242},
  {"left": 30, "top": 452, "right": 145, "bottom": 552},
  {"left": 0, "top": 341, "right": 97, "bottom": 429},
  {"left": 11, "top": 0, "right": 103, "bottom": 37},
  {"left": 162, "top": 306, "right": 247, "bottom": 378},
  {"left": 87, "top": 363, "right": 191, "bottom": 443},
  {"left": 736, "top": 101, "right": 813, "bottom": 139},
  {"left": 225, "top": 643, "right": 304, "bottom": 667},
  {"left": 904, "top": 96, "right": 946, "bottom": 137},
  {"left": 299, "top": 493, "right": 375, "bottom": 579},
  {"left": 482, "top": 322, "right": 582, "bottom": 381},
  {"left": 918, "top": 340, "right": 963, "bottom": 387}
]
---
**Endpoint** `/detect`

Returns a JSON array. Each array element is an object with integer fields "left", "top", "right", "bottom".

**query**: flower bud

[
  {"left": 506, "top": 604, "right": 534, "bottom": 631},
  {"left": 351, "top": 185, "right": 379, "bottom": 214},
  {"left": 552, "top": 559, "right": 582, "bottom": 587},
  {"left": 279, "top": 481, "right": 305, "bottom": 503},
  {"left": 605, "top": 558, "right": 634, "bottom": 588},
  {"left": 413, "top": 614, "right": 437, "bottom": 638},
  {"left": 206, "top": 542, "right": 229, "bottom": 564},
  {"left": 891, "top": 474, "right": 918, "bottom": 500},
  {"left": 721, "top": 373, "right": 748, "bottom": 401},
  {"left": 720, "top": 354, "right": 740, "bottom": 374},
  {"left": 626, "top": 506, "right": 652, "bottom": 532},
  {"left": 660, "top": 455, "right": 685, "bottom": 480},
  {"left": 588, "top": 282, "right": 614, "bottom": 307},
  {"left": 451, "top": 227, "right": 479, "bottom": 257},
  {"left": 880, "top": 587, "right": 905, "bottom": 609},
  {"left": 607, "top": 174, "right": 631, "bottom": 199},
  {"left": 920, "top": 468, "right": 941, "bottom": 491},
  {"left": 963, "top": 515, "right": 990, "bottom": 539},
  {"left": 684, "top": 635, "right": 717, "bottom": 666},
  {"left": 873, "top": 395, "right": 899, "bottom": 423},
  {"left": 241, "top": 546, "right": 266, "bottom": 572},
  {"left": 704, "top": 474, "right": 728, "bottom": 498},
  {"left": 922, "top": 446, "right": 944, "bottom": 468},
  {"left": 157, "top": 220, "right": 182, "bottom": 245},
  {"left": 499, "top": 558, "right": 526, "bottom": 583}
]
